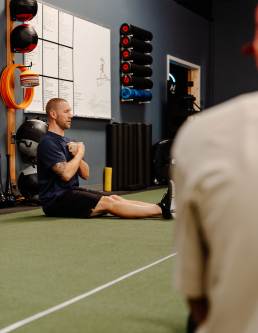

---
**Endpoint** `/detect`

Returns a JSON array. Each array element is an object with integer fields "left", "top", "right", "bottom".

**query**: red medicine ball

[
  {"left": 11, "top": 24, "right": 38, "bottom": 53},
  {"left": 10, "top": 0, "right": 38, "bottom": 21}
]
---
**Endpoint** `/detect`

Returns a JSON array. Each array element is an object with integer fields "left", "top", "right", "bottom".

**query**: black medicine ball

[
  {"left": 11, "top": 24, "right": 38, "bottom": 53},
  {"left": 16, "top": 119, "right": 48, "bottom": 164},
  {"left": 18, "top": 165, "right": 38, "bottom": 200},
  {"left": 10, "top": 0, "right": 38, "bottom": 21}
]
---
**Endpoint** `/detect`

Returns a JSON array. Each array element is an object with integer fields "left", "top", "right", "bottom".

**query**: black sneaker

[{"left": 157, "top": 180, "right": 173, "bottom": 219}]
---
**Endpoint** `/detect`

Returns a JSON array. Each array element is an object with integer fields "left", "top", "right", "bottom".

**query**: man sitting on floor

[{"left": 37, "top": 98, "right": 173, "bottom": 219}]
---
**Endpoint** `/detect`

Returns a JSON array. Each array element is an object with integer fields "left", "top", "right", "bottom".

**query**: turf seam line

[{"left": 0, "top": 252, "right": 177, "bottom": 333}]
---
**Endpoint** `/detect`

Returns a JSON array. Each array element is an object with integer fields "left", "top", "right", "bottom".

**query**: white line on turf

[{"left": 0, "top": 253, "right": 177, "bottom": 333}]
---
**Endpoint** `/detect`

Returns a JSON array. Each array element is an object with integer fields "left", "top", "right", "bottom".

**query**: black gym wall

[
  {"left": 212, "top": 0, "right": 258, "bottom": 105},
  {"left": 0, "top": 0, "right": 213, "bottom": 187}
]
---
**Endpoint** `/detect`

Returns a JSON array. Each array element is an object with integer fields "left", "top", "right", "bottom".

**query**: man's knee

[
  {"left": 90, "top": 196, "right": 114, "bottom": 216},
  {"left": 96, "top": 195, "right": 115, "bottom": 210},
  {"left": 110, "top": 195, "right": 122, "bottom": 201}
]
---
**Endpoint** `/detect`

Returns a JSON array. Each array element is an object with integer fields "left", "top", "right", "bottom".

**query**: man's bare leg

[
  {"left": 91, "top": 182, "right": 173, "bottom": 219},
  {"left": 91, "top": 196, "right": 162, "bottom": 218},
  {"left": 109, "top": 195, "right": 156, "bottom": 207}
]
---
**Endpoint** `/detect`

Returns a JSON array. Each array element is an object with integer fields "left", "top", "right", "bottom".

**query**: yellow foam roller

[{"left": 104, "top": 167, "right": 112, "bottom": 192}]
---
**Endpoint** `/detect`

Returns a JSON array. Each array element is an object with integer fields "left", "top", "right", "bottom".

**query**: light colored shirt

[{"left": 173, "top": 92, "right": 258, "bottom": 333}]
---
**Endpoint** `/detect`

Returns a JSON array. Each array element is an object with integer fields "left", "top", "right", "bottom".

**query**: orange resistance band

[{"left": 0, "top": 64, "right": 34, "bottom": 109}]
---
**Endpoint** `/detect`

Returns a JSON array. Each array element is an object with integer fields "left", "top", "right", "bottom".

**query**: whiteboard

[
  {"left": 59, "top": 11, "right": 73, "bottom": 47},
  {"left": 25, "top": 3, "right": 111, "bottom": 119},
  {"left": 43, "top": 5, "right": 58, "bottom": 42},
  {"left": 42, "top": 40, "right": 58, "bottom": 77},
  {"left": 73, "top": 17, "right": 111, "bottom": 119}
]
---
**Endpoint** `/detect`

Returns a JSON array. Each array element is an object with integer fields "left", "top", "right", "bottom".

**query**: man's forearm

[
  {"left": 53, "top": 155, "right": 82, "bottom": 182},
  {"left": 52, "top": 142, "right": 86, "bottom": 182},
  {"left": 79, "top": 160, "right": 89, "bottom": 179},
  {"left": 63, "top": 154, "right": 82, "bottom": 181}
]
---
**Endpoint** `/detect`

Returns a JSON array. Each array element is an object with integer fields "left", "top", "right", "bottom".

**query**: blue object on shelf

[{"left": 121, "top": 87, "right": 152, "bottom": 101}]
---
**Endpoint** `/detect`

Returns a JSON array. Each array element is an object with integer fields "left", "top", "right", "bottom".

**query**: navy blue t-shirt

[{"left": 37, "top": 131, "right": 79, "bottom": 207}]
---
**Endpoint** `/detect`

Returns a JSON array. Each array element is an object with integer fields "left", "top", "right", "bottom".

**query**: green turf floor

[{"left": 0, "top": 189, "right": 187, "bottom": 333}]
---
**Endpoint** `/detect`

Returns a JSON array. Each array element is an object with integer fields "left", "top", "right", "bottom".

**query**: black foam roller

[
  {"left": 120, "top": 36, "right": 153, "bottom": 53},
  {"left": 136, "top": 123, "right": 144, "bottom": 187},
  {"left": 121, "top": 49, "right": 153, "bottom": 65},
  {"left": 142, "top": 124, "right": 152, "bottom": 186},
  {"left": 106, "top": 123, "right": 119, "bottom": 191},
  {"left": 121, "top": 75, "right": 153, "bottom": 89},
  {"left": 117, "top": 124, "right": 123, "bottom": 190},
  {"left": 121, "top": 62, "right": 152, "bottom": 77},
  {"left": 128, "top": 124, "right": 136, "bottom": 189},
  {"left": 122, "top": 123, "right": 129, "bottom": 189},
  {"left": 120, "top": 23, "right": 153, "bottom": 41}
]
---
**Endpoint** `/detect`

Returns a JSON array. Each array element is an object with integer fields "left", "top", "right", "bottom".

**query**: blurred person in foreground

[{"left": 173, "top": 5, "right": 258, "bottom": 333}]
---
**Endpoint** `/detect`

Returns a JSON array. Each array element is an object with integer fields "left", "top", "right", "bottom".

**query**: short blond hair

[{"left": 45, "top": 98, "right": 68, "bottom": 115}]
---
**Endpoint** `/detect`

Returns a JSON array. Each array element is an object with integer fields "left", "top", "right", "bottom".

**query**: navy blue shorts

[{"left": 43, "top": 187, "right": 103, "bottom": 218}]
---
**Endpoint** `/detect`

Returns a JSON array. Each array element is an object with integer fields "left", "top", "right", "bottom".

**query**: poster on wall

[
  {"left": 43, "top": 77, "right": 59, "bottom": 109},
  {"left": 43, "top": 41, "right": 58, "bottom": 78},
  {"left": 43, "top": 5, "right": 58, "bottom": 42},
  {"left": 59, "top": 46, "right": 73, "bottom": 81},
  {"left": 59, "top": 80, "right": 73, "bottom": 110},
  {"left": 59, "top": 11, "right": 73, "bottom": 47}
]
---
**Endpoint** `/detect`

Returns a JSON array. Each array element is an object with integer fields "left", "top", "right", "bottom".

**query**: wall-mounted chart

[
  {"left": 24, "top": 2, "right": 111, "bottom": 120},
  {"left": 73, "top": 17, "right": 111, "bottom": 119}
]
